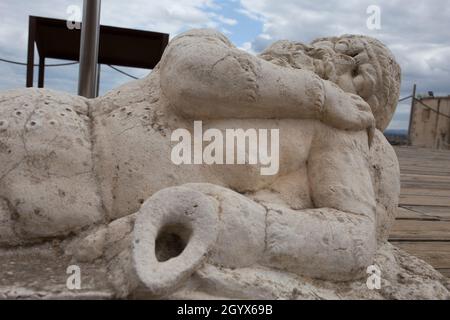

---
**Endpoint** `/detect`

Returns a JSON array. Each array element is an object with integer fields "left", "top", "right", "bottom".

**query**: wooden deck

[{"left": 389, "top": 146, "right": 450, "bottom": 279}]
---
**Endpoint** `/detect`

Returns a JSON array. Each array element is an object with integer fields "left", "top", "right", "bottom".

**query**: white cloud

[
  {"left": 237, "top": 0, "right": 450, "bottom": 130},
  {"left": 238, "top": 41, "right": 255, "bottom": 54},
  {"left": 213, "top": 14, "right": 238, "bottom": 26},
  {"left": 0, "top": 0, "right": 237, "bottom": 93},
  {"left": 236, "top": 8, "right": 264, "bottom": 21}
]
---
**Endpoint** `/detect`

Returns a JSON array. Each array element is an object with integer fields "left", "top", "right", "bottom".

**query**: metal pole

[
  {"left": 78, "top": 0, "right": 101, "bottom": 98},
  {"left": 407, "top": 84, "right": 417, "bottom": 145}
]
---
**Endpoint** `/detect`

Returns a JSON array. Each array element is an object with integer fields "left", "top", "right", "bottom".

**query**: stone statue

[{"left": 0, "top": 29, "right": 448, "bottom": 299}]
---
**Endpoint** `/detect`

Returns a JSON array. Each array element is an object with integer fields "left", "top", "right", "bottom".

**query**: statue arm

[
  {"left": 159, "top": 30, "right": 374, "bottom": 133},
  {"left": 307, "top": 128, "right": 376, "bottom": 221},
  {"left": 263, "top": 128, "right": 377, "bottom": 280}
]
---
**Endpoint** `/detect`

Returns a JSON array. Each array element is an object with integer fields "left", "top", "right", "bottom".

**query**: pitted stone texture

[
  {"left": 0, "top": 89, "right": 103, "bottom": 244},
  {"left": 90, "top": 73, "right": 222, "bottom": 221}
]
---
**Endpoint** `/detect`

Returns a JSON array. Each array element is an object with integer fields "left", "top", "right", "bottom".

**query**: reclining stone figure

[{"left": 2, "top": 29, "right": 436, "bottom": 299}]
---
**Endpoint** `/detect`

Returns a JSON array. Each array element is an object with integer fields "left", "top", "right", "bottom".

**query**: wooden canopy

[{"left": 26, "top": 15, "right": 169, "bottom": 88}]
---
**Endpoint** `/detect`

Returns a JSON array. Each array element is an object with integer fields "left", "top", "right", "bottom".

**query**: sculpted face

[
  {"left": 314, "top": 35, "right": 401, "bottom": 131},
  {"left": 260, "top": 34, "right": 401, "bottom": 131},
  {"left": 331, "top": 37, "right": 377, "bottom": 98}
]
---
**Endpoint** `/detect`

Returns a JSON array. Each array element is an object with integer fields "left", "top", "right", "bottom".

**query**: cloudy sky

[{"left": 1, "top": 0, "right": 449, "bottom": 130}]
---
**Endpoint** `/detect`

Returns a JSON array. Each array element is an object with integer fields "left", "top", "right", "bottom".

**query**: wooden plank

[
  {"left": 399, "top": 169, "right": 450, "bottom": 176},
  {"left": 389, "top": 220, "right": 450, "bottom": 241},
  {"left": 399, "top": 170, "right": 450, "bottom": 177},
  {"left": 400, "top": 174, "right": 450, "bottom": 183},
  {"left": 398, "top": 154, "right": 450, "bottom": 160},
  {"left": 399, "top": 195, "right": 450, "bottom": 207},
  {"left": 394, "top": 146, "right": 450, "bottom": 155},
  {"left": 401, "top": 188, "right": 450, "bottom": 197},
  {"left": 399, "top": 160, "right": 450, "bottom": 167},
  {"left": 396, "top": 207, "right": 432, "bottom": 220},
  {"left": 395, "top": 152, "right": 450, "bottom": 159},
  {"left": 400, "top": 182, "right": 450, "bottom": 190},
  {"left": 399, "top": 168, "right": 450, "bottom": 175},
  {"left": 397, "top": 151, "right": 450, "bottom": 156},
  {"left": 401, "top": 206, "right": 450, "bottom": 221},
  {"left": 391, "top": 241, "right": 450, "bottom": 269},
  {"left": 400, "top": 177, "right": 450, "bottom": 189},
  {"left": 437, "top": 268, "right": 450, "bottom": 278}
]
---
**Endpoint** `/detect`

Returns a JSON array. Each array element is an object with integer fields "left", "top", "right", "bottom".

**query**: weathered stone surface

[
  {"left": 1, "top": 242, "right": 448, "bottom": 300},
  {"left": 0, "top": 89, "right": 103, "bottom": 244},
  {"left": 0, "top": 244, "right": 114, "bottom": 299},
  {"left": 167, "top": 243, "right": 449, "bottom": 300},
  {"left": 0, "top": 29, "right": 447, "bottom": 300}
]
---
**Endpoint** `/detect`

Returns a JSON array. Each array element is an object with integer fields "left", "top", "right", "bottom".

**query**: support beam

[
  {"left": 38, "top": 56, "right": 45, "bottom": 88},
  {"left": 78, "top": 0, "right": 101, "bottom": 98},
  {"left": 407, "top": 83, "right": 417, "bottom": 145}
]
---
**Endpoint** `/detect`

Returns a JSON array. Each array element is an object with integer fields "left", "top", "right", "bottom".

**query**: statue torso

[{"left": 94, "top": 112, "right": 322, "bottom": 218}]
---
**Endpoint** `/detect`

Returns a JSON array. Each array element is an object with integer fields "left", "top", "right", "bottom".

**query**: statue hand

[{"left": 321, "top": 83, "right": 375, "bottom": 147}]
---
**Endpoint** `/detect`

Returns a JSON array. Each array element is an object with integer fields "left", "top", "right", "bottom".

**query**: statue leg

[
  {"left": 71, "top": 181, "right": 374, "bottom": 297},
  {"left": 262, "top": 205, "right": 376, "bottom": 281}
]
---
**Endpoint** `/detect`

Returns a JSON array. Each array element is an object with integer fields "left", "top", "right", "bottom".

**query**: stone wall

[{"left": 410, "top": 97, "right": 450, "bottom": 149}]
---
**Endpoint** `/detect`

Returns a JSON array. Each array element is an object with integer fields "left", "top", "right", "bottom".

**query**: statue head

[{"left": 259, "top": 35, "right": 401, "bottom": 131}]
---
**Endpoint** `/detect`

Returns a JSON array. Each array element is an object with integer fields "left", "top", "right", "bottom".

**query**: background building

[{"left": 409, "top": 96, "right": 450, "bottom": 150}]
